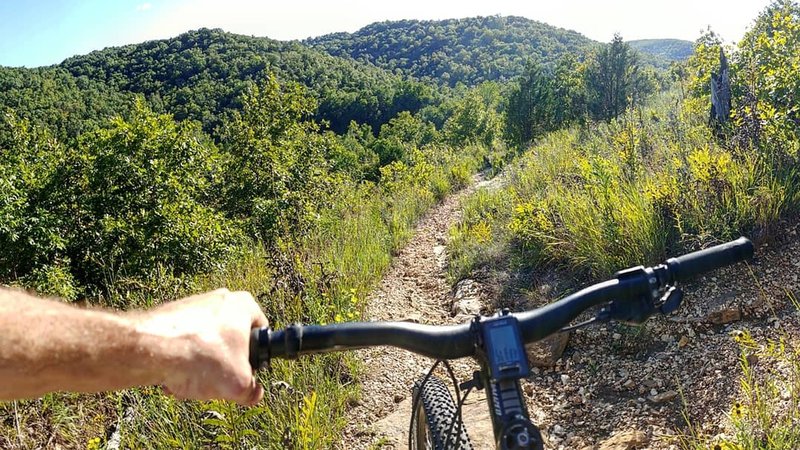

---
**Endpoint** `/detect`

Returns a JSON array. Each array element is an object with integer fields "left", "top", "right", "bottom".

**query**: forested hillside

[
  {"left": 629, "top": 38, "right": 694, "bottom": 61},
  {"left": 0, "top": 22, "right": 685, "bottom": 142},
  {"left": 306, "top": 16, "right": 597, "bottom": 86},
  {"left": 2, "top": 28, "right": 439, "bottom": 136},
  {"left": 0, "top": 17, "right": 512, "bottom": 449},
  {"left": 0, "top": 12, "right": 679, "bottom": 446},
  {"left": 0, "top": 66, "right": 137, "bottom": 141}
]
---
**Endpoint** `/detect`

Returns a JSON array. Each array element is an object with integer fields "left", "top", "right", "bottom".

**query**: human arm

[{"left": 0, "top": 287, "right": 267, "bottom": 405}]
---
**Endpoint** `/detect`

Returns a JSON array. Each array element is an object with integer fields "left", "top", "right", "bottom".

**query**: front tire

[{"left": 411, "top": 376, "right": 473, "bottom": 450}]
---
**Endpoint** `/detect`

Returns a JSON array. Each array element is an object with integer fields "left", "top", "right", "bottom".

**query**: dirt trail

[{"left": 342, "top": 175, "right": 495, "bottom": 449}]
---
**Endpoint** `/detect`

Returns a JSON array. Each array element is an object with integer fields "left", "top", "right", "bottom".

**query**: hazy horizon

[{"left": 0, "top": 0, "right": 773, "bottom": 68}]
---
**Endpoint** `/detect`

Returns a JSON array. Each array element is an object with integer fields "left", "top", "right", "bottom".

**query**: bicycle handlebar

[
  {"left": 665, "top": 236, "right": 753, "bottom": 284},
  {"left": 250, "top": 237, "right": 753, "bottom": 369},
  {"left": 260, "top": 321, "right": 473, "bottom": 360}
]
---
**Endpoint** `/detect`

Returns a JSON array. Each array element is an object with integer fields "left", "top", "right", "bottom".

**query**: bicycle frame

[{"left": 480, "top": 372, "right": 541, "bottom": 449}]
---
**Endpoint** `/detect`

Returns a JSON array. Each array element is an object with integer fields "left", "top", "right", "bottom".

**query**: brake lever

[
  {"left": 657, "top": 286, "right": 683, "bottom": 315},
  {"left": 597, "top": 296, "right": 655, "bottom": 325},
  {"left": 593, "top": 285, "right": 683, "bottom": 326}
]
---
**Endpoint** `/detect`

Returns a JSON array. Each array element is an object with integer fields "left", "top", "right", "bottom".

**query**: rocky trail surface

[
  {"left": 342, "top": 174, "right": 800, "bottom": 450},
  {"left": 342, "top": 174, "right": 496, "bottom": 449}
]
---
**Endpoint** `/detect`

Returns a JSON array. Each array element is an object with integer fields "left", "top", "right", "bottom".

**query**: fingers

[
  {"left": 162, "top": 375, "right": 263, "bottom": 406},
  {"left": 212, "top": 289, "right": 267, "bottom": 406},
  {"left": 251, "top": 305, "right": 269, "bottom": 328},
  {"left": 243, "top": 377, "right": 264, "bottom": 406},
  {"left": 159, "top": 288, "right": 267, "bottom": 406}
]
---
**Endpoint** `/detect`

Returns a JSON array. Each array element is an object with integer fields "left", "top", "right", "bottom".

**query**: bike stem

[{"left": 470, "top": 315, "right": 544, "bottom": 450}]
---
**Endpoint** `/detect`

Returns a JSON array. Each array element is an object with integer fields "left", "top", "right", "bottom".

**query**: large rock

[
  {"left": 706, "top": 307, "right": 741, "bottom": 325},
  {"left": 525, "top": 331, "right": 570, "bottom": 367},
  {"left": 581, "top": 430, "right": 648, "bottom": 450},
  {"left": 453, "top": 297, "right": 482, "bottom": 317},
  {"left": 453, "top": 279, "right": 482, "bottom": 317}
]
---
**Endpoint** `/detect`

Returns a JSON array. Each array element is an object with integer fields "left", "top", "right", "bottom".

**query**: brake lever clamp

[
  {"left": 657, "top": 286, "right": 683, "bottom": 315},
  {"left": 597, "top": 296, "right": 656, "bottom": 325},
  {"left": 596, "top": 264, "right": 669, "bottom": 325}
]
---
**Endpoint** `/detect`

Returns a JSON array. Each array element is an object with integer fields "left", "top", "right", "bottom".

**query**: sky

[{"left": 0, "top": 0, "right": 775, "bottom": 68}]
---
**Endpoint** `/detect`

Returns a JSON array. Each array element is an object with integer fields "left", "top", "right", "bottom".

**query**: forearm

[{"left": 0, "top": 288, "right": 185, "bottom": 400}]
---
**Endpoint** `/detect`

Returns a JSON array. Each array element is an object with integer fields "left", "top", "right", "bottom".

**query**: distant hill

[
  {"left": 0, "top": 66, "right": 135, "bottom": 141},
  {"left": 1, "top": 25, "right": 688, "bottom": 142},
  {"left": 52, "top": 28, "right": 438, "bottom": 134},
  {"left": 629, "top": 39, "right": 694, "bottom": 64},
  {"left": 1, "top": 29, "right": 436, "bottom": 137},
  {"left": 306, "top": 16, "right": 598, "bottom": 87}
]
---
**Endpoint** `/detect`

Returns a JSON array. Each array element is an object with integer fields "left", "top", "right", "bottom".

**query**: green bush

[
  {"left": 72, "top": 100, "right": 243, "bottom": 290},
  {"left": 219, "top": 74, "right": 334, "bottom": 247},
  {"left": 0, "top": 69, "right": 501, "bottom": 448},
  {"left": 0, "top": 112, "right": 72, "bottom": 284},
  {"left": 372, "top": 111, "right": 439, "bottom": 166},
  {"left": 450, "top": 86, "right": 799, "bottom": 280}
]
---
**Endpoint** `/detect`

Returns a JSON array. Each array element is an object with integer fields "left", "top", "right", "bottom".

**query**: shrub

[
  {"left": 220, "top": 74, "right": 334, "bottom": 247},
  {"left": 71, "top": 99, "right": 243, "bottom": 290}
]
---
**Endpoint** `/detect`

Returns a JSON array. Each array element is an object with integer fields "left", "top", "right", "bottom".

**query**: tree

[
  {"left": 372, "top": 111, "right": 438, "bottom": 166},
  {"left": 505, "top": 62, "right": 556, "bottom": 147},
  {"left": 329, "top": 121, "right": 380, "bottom": 181},
  {"left": 550, "top": 55, "right": 588, "bottom": 125},
  {"left": 0, "top": 112, "right": 73, "bottom": 295},
  {"left": 585, "top": 34, "right": 652, "bottom": 121},
  {"left": 220, "top": 74, "right": 334, "bottom": 245},
  {"left": 685, "top": 28, "right": 725, "bottom": 99},
  {"left": 73, "top": 99, "right": 242, "bottom": 289},
  {"left": 733, "top": 0, "right": 800, "bottom": 157},
  {"left": 443, "top": 82, "right": 503, "bottom": 148}
]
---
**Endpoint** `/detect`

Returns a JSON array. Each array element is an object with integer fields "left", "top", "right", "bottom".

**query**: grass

[
  {"left": 447, "top": 88, "right": 800, "bottom": 449},
  {"left": 448, "top": 89, "right": 800, "bottom": 282}
]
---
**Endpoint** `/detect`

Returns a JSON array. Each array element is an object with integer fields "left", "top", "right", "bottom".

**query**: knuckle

[
  {"left": 230, "top": 374, "right": 255, "bottom": 401},
  {"left": 232, "top": 290, "right": 256, "bottom": 304}
]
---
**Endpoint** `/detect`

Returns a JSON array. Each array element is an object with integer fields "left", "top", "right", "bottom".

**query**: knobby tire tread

[{"left": 413, "top": 376, "right": 473, "bottom": 450}]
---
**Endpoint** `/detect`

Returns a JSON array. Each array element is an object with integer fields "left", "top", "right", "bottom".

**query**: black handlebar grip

[
  {"left": 666, "top": 237, "right": 754, "bottom": 283},
  {"left": 249, "top": 327, "right": 270, "bottom": 370}
]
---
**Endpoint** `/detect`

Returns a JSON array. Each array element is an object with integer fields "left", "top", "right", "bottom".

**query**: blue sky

[
  {"left": 0, "top": 0, "right": 774, "bottom": 68},
  {"left": 0, "top": 1, "right": 158, "bottom": 67}
]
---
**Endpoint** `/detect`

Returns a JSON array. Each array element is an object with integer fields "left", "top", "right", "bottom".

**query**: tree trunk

[{"left": 709, "top": 48, "right": 731, "bottom": 128}]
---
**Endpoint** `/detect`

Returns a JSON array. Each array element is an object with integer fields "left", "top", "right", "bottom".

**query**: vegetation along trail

[{"left": 3, "top": 1, "right": 800, "bottom": 448}]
